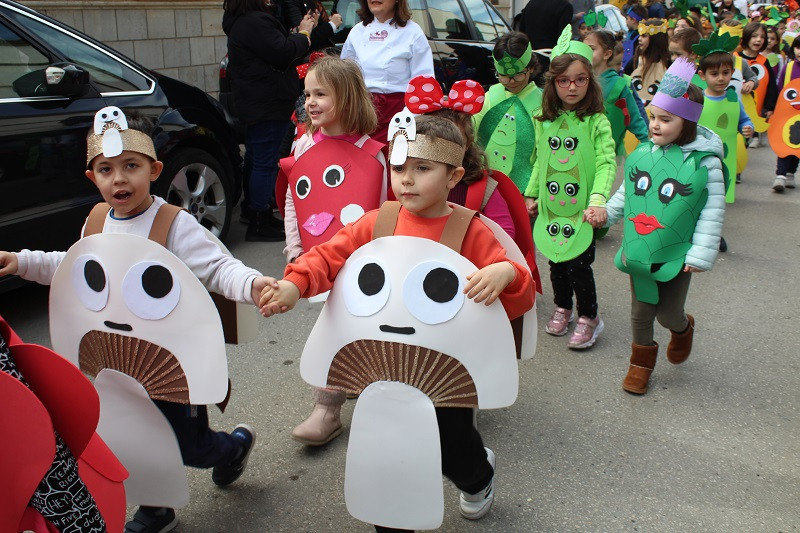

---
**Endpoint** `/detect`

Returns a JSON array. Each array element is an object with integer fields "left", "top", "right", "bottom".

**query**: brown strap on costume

[
  {"left": 439, "top": 204, "right": 477, "bottom": 254},
  {"left": 147, "top": 203, "right": 183, "bottom": 247},
  {"left": 372, "top": 201, "right": 402, "bottom": 239},
  {"left": 481, "top": 177, "right": 499, "bottom": 212},
  {"left": 372, "top": 201, "right": 477, "bottom": 253},
  {"left": 84, "top": 203, "right": 111, "bottom": 236}
]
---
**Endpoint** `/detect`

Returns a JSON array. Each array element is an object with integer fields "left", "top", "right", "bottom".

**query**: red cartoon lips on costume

[{"left": 629, "top": 213, "right": 665, "bottom": 234}]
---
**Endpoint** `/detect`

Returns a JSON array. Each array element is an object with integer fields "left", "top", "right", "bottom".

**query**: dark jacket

[
  {"left": 222, "top": 10, "right": 310, "bottom": 124},
  {"left": 279, "top": 0, "right": 336, "bottom": 51},
  {"left": 518, "top": 0, "right": 573, "bottom": 49}
]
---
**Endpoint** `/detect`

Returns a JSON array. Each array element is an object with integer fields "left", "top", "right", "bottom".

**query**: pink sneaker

[
  {"left": 545, "top": 307, "right": 573, "bottom": 336},
  {"left": 567, "top": 316, "right": 604, "bottom": 349}
]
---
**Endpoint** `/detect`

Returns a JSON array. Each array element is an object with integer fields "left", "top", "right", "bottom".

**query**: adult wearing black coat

[
  {"left": 223, "top": 0, "right": 317, "bottom": 241},
  {"left": 518, "top": 0, "right": 573, "bottom": 50}
]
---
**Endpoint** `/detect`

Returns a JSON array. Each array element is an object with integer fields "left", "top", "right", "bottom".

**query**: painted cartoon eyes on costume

[
  {"left": 548, "top": 136, "right": 579, "bottom": 151},
  {"left": 496, "top": 69, "right": 530, "bottom": 82},
  {"left": 555, "top": 76, "right": 589, "bottom": 88},
  {"left": 630, "top": 169, "right": 693, "bottom": 203},
  {"left": 547, "top": 181, "right": 580, "bottom": 197}
]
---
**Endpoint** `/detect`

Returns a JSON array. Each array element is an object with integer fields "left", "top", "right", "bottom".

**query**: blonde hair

[{"left": 305, "top": 55, "right": 378, "bottom": 136}]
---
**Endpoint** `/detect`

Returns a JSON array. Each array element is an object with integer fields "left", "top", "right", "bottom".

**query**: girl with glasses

[
  {"left": 523, "top": 25, "right": 616, "bottom": 350},
  {"left": 474, "top": 31, "right": 542, "bottom": 192}
]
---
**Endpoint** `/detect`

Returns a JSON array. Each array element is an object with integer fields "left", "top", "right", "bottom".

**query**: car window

[
  {"left": 0, "top": 21, "right": 49, "bottom": 98},
  {"left": 462, "top": 0, "right": 505, "bottom": 41},
  {"left": 2, "top": 6, "right": 150, "bottom": 93},
  {"left": 428, "top": 0, "right": 470, "bottom": 40}
]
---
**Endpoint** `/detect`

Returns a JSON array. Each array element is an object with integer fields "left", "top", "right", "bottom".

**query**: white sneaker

[
  {"left": 786, "top": 173, "right": 796, "bottom": 189},
  {"left": 459, "top": 448, "right": 495, "bottom": 520},
  {"left": 772, "top": 176, "right": 786, "bottom": 192},
  {"left": 749, "top": 135, "right": 760, "bottom": 148}
]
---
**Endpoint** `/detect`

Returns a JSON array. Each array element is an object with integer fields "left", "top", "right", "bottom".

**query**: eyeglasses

[
  {"left": 555, "top": 76, "right": 590, "bottom": 88},
  {"left": 496, "top": 69, "right": 529, "bottom": 82}
]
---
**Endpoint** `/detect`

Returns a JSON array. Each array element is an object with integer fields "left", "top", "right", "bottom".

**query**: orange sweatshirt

[{"left": 284, "top": 207, "right": 535, "bottom": 320}]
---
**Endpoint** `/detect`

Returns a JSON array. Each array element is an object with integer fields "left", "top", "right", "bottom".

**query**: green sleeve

[
  {"left": 472, "top": 85, "right": 494, "bottom": 132},
  {"left": 524, "top": 120, "right": 542, "bottom": 198},
  {"left": 588, "top": 113, "right": 617, "bottom": 206}
]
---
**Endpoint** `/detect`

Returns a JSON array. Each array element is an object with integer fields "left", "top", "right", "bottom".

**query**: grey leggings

[{"left": 630, "top": 270, "right": 692, "bottom": 345}]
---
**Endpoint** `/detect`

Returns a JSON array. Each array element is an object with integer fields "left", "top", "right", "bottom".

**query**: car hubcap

[{"left": 167, "top": 162, "right": 227, "bottom": 237}]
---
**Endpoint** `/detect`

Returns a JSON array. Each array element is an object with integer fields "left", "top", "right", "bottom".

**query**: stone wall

[{"left": 22, "top": 1, "right": 226, "bottom": 99}]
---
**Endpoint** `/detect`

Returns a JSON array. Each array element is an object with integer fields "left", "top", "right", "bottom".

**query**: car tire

[{"left": 157, "top": 148, "right": 233, "bottom": 241}]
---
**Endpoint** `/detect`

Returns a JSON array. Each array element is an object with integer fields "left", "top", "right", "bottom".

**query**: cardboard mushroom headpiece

[{"left": 86, "top": 106, "right": 157, "bottom": 166}]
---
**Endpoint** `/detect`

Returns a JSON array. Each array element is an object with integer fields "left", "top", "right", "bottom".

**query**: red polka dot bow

[
  {"left": 296, "top": 52, "right": 326, "bottom": 79},
  {"left": 404, "top": 75, "right": 485, "bottom": 115}
]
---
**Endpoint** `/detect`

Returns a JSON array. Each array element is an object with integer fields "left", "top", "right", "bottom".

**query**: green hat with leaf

[
  {"left": 691, "top": 31, "right": 740, "bottom": 58},
  {"left": 551, "top": 25, "right": 593, "bottom": 64}
]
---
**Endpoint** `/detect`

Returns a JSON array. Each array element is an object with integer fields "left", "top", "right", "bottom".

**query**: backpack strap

[
  {"left": 373, "top": 201, "right": 402, "bottom": 239},
  {"left": 147, "top": 203, "right": 184, "bottom": 247},
  {"left": 439, "top": 204, "right": 477, "bottom": 254},
  {"left": 84, "top": 202, "right": 111, "bottom": 236},
  {"left": 355, "top": 135, "right": 385, "bottom": 158},
  {"left": 464, "top": 172, "right": 489, "bottom": 211},
  {"left": 481, "top": 176, "right": 499, "bottom": 211}
]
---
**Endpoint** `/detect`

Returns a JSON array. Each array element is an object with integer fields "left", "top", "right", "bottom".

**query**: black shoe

[
  {"left": 212, "top": 424, "right": 256, "bottom": 487},
  {"left": 719, "top": 236, "right": 727, "bottom": 252},
  {"left": 124, "top": 506, "right": 178, "bottom": 533},
  {"left": 735, "top": 173, "right": 741, "bottom": 184},
  {"left": 245, "top": 210, "right": 285, "bottom": 242}
]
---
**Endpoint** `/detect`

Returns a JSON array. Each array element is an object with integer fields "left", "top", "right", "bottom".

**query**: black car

[
  {"left": 0, "top": 1, "right": 242, "bottom": 289},
  {"left": 218, "top": 0, "right": 512, "bottom": 134}
]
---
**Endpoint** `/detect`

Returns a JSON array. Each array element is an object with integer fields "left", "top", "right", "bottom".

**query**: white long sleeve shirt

[
  {"left": 15, "top": 196, "right": 261, "bottom": 304},
  {"left": 340, "top": 19, "right": 433, "bottom": 94}
]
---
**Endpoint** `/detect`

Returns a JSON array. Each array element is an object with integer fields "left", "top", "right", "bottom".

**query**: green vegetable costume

[
  {"left": 525, "top": 26, "right": 616, "bottom": 264},
  {"left": 475, "top": 83, "right": 541, "bottom": 192},
  {"left": 475, "top": 41, "right": 542, "bottom": 193},
  {"left": 526, "top": 112, "right": 616, "bottom": 263},
  {"left": 698, "top": 89, "right": 738, "bottom": 202},
  {"left": 615, "top": 143, "right": 712, "bottom": 304}
]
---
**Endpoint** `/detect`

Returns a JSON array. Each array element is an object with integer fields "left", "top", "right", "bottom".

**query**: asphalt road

[{"left": 2, "top": 142, "right": 798, "bottom": 532}]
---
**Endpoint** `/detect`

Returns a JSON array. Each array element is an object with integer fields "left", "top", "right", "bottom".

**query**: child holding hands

[
  {"left": 0, "top": 108, "right": 278, "bottom": 533},
  {"left": 261, "top": 114, "right": 534, "bottom": 526},
  {"left": 605, "top": 58, "right": 725, "bottom": 395},
  {"left": 525, "top": 26, "right": 616, "bottom": 350}
]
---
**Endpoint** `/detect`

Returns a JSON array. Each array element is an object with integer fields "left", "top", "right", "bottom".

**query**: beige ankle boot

[
  {"left": 622, "top": 342, "right": 658, "bottom": 395},
  {"left": 291, "top": 388, "right": 346, "bottom": 446}
]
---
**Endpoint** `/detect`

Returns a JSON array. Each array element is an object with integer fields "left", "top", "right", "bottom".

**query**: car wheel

[{"left": 157, "top": 148, "right": 233, "bottom": 241}]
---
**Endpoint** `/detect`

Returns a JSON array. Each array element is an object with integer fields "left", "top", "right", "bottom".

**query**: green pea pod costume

[
  {"left": 476, "top": 83, "right": 541, "bottom": 192},
  {"left": 698, "top": 88, "right": 737, "bottom": 202},
  {"left": 532, "top": 115, "right": 596, "bottom": 263},
  {"left": 616, "top": 143, "right": 711, "bottom": 304}
]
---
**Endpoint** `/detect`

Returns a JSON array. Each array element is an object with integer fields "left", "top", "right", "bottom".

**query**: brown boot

[
  {"left": 666, "top": 314, "right": 694, "bottom": 364},
  {"left": 291, "top": 388, "right": 346, "bottom": 446},
  {"left": 622, "top": 342, "right": 658, "bottom": 395}
]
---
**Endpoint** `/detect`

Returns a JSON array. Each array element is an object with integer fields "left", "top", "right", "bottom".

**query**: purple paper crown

[{"left": 650, "top": 57, "right": 702, "bottom": 123}]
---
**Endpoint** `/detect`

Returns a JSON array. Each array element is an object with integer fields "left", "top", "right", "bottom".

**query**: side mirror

[{"left": 12, "top": 62, "right": 90, "bottom": 98}]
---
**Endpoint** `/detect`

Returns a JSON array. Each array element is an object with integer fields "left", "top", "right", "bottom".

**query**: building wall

[{"left": 22, "top": 1, "right": 226, "bottom": 99}]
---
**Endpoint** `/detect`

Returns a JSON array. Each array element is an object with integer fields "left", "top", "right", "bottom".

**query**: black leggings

[{"left": 549, "top": 240, "right": 598, "bottom": 318}]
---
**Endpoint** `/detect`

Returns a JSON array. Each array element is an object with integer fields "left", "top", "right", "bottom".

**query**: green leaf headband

[
  {"left": 551, "top": 25, "right": 593, "bottom": 64},
  {"left": 691, "top": 31, "right": 740, "bottom": 58},
  {"left": 584, "top": 10, "right": 608, "bottom": 28},
  {"left": 494, "top": 43, "right": 533, "bottom": 76}
]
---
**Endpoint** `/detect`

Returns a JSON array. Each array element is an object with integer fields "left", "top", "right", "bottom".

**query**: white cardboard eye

[
  {"left": 122, "top": 261, "right": 181, "bottom": 320},
  {"left": 403, "top": 261, "right": 464, "bottom": 325},
  {"left": 342, "top": 256, "right": 390, "bottom": 317},
  {"left": 71, "top": 254, "right": 108, "bottom": 312}
]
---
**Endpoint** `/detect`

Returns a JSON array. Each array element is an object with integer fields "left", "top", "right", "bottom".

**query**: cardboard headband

[
  {"left": 650, "top": 57, "right": 703, "bottom": 123},
  {"left": 551, "top": 25, "right": 593, "bottom": 64},
  {"left": 718, "top": 23, "right": 743, "bottom": 39},
  {"left": 638, "top": 19, "right": 669, "bottom": 35},
  {"left": 626, "top": 7, "right": 644, "bottom": 22},
  {"left": 691, "top": 31, "right": 740, "bottom": 57},
  {"left": 86, "top": 106, "right": 157, "bottom": 166},
  {"left": 389, "top": 133, "right": 465, "bottom": 168},
  {"left": 494, "top": 44, "right": 533, "bottom": 76}
]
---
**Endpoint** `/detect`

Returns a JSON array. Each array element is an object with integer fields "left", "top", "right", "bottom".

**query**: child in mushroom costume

[{"left": 605, "top": 57, "right": 726, "bottom": 395}]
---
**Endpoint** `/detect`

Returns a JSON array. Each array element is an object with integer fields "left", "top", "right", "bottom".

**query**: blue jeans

[
  {"left": 154, "top": 400, "right": 240, "bottom": 468},
  {"left": 244, "top": 120, "right": 291, "bottom": 212}
]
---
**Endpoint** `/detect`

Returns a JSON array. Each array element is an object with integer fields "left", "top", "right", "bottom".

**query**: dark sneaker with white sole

[
  {"left": 124, "top": 506, "right": 178, "bottom": 533},
  {"left": 212, "top": 424, "right": 256, "bottom": 487}
]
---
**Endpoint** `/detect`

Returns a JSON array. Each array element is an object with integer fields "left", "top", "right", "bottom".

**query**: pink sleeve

[
  {"left": 282, "top": 187, "right": 304, "bottom": 262},
  {"left": 481, "top": 189, "right": 515, "bottom": 239}
]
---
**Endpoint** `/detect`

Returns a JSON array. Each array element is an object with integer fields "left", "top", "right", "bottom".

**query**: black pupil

[
  {"left": 358, "top": 263, "right": 384, "bottom": 296},
  {"left": 142, "top": 265, "right": 173, "bottom": 299},
  {"left": 565, "top": 139, "right": 574, "bottom": 150},
  {"left": 548, "top": 183, "right": 558, "bottom": 194},
  {"left": 566, "top": 185, "right": 576, "bottom": 195},
  {"left": 423, "top": 267, "right": 459, "bottom": 303},
  {"left": 297, "top": 179, "right": 309, "bottom": 196},
  {"left": 84, "top": 260, "right": 105, "bottom": 292},
  {"left": 325, "top": 168, "right": 342, "bottom": 186},
  {"left": 549, "top": 138, "right": 559, "bottom": 149},
  {"left": 563, "top": 225, "right": 574, "bottom": 237},
  {"left": 548, "top": 223, "right": 559, "bottom": 236}
]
